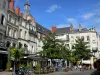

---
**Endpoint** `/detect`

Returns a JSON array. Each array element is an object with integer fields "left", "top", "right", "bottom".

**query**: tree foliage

[
  {"left": 40, "top": 32, "right": 71, "bottom": 60},
  {"left": 71, "top": 38, "right": 91, "bottom": 61},
  {"left": 10, "top": 48, "right": 22, "bottom": 60}
]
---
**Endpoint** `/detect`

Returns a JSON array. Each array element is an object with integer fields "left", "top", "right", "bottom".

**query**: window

[
  {"left": 3, "top": 1, "right": 6, "bottom": 9},
  {"left": 9, "top": 15, "right": 12, "bottom": 22},
  {"left": 12, "top": 43, "right": 16, "bottom": 47},
  {"left": 33, "top": 27, "right": 34, "bottom": 31},
  {"left": 20, "top": 19, "right": 22, "bottom": 25},
  {"left": 13, "top": 30, "right": 17, "bottom": 38},
  {"left": 24, "top": 31, "right": 27, "bottom": 39},
  {"left": 19, "top": 29, "right": 22, "bottom": 38},
  {"left": 14, "top": 18, "right": 16, "bottom": 25},
  {"left": 76, "top": 36, "right": 79, "bottom": 39},
  {"left": 66, "top": 35, "right": 69, "bottom": 40},
  {"left": 30, "top": 25, "right": 32, "bottom": 30},
  {"left": 25, "top": 22, "right": 27, "bottom": 28},
  {"left": 0, "top": 33, "right": 3, "bottom": 40},
  {"left": 87, "top": 36, "right": 90, "bottom": 41},
  {"left": 1, "top": 15, "right": 4, "bottom": 25},
  {"left": 81, "top": 36, "right": 84, "bottom": 40},
  {"left": 8, "top": 27, "right": 11, "bottom": 37}
]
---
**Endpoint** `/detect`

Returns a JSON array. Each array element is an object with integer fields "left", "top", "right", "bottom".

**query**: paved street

[
  {"left": 0, "top": 72, "right": 12, "bottom": 75},
  {"left": 0, "top": 70, "right": 94, "bottom": 75},
  {"left": 41, "top": 70, "right": 94, "bottom": 75}
]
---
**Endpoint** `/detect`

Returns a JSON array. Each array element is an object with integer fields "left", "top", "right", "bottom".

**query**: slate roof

[
  {"left": 55, "top": 27, "right": 94, "bottom": 34},
  {"left": 35, "top": 22, "right": 50, "bottom": 35},
  {"left": 55, "top": 27, "right": 70, "bottom": 34},
  {"left": 69, "top": 28, "right": 91, "bottom": 34}
]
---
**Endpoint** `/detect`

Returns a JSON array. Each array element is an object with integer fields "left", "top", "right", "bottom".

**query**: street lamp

[{"left": 92, "top": 47, "right": 98, "bottom": 57}]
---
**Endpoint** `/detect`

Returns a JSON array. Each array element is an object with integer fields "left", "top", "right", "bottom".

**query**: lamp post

[
  {"left": 90, "top": 47, "right": 98, "bottom": 69},
  {"left": 92, "top": 47, "right": 98, "bottom": 57}
]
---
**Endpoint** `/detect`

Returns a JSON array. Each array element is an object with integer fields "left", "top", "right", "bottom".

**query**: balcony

[
  {"left": 22, "top": 47, "right": 30, "bottom": 55},
  {"left": 0, "top": 41, "right": 6, "bottom": 49},
  {"left": 29, "top": 30, "right": 37, "bottom": 35}
]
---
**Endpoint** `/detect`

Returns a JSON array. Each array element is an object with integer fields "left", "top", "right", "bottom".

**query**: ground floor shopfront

[
  {"left": 0, "top": 48, "right": 8, "bottom": 71},
  {"left": 0, "top": 53, "right": 7, "bottom": 71}
]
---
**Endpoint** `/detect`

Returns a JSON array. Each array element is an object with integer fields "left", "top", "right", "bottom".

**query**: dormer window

[
  {"left": 20, "top": 19, "right": 22, "bottom": 25},
  {"left": 3, "top": 1, "right": 6, "bottom": 9},
  {"left": 9, "top": 15, "right": 12, "bottom": 22},
  {"left": 30, "top": 25, "right": 32, "bottom": 30},
  {"left": 25, "top": 22, "right": 27, "bottom": 28},
  {"left": 33, "top": 27, "right": 34, "bottom": 31},
  {"left": 14, "top": 18, "right": 16, "bottom": 25}
]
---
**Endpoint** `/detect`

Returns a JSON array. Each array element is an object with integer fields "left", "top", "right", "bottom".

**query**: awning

[
  {"left": 20, "top": 54, "right": 48, "bottom": 61},
  {"left": 82, "top": 60, "right": 91, "bottom": 64},
  {"left": 0, "top": 50, "right": 8, "bottom": 54}
]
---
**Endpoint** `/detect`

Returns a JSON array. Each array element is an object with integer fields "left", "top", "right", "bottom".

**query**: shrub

[
  {"left": 36, "top": 62, "right": 40, "bottom": 73},
  {"left": 6, "top": 61, "right": 11, "bottom": 71}
]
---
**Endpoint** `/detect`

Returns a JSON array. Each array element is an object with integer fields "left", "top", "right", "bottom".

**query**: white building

[{"left": 52, "top": 24, "right": 100, "bottom": 67}]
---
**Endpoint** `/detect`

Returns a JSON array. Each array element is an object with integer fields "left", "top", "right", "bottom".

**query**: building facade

[
  {"left": 0, "top": 0, "right": 10, "bottom": 71},
  {"left": 0, "top": 0, "right": 50, "bottom": 70},
  {"left": 52, "top": 24, "right": 100, "bottom": 67}
]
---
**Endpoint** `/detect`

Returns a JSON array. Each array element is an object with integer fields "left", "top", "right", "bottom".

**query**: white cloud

[
  {"left": 95, "top": 18, "right": 100, "bottom": 23},
  {"left": 46, "top": 5, "right": 61, "bottom": 13},
  {"left": 67, "top": 18, "right": 76, "bottom": 22},
  {"left": 67, "top": 18, "right": 78, "bottom": 25},
  {"left": 82, "top": 13, "right": 95, "bottom": 20},
  {"left": 56, "top": 24, "right": 67, "bottom": 28}
]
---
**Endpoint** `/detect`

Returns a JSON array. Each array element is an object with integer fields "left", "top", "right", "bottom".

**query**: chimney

[
  {"left": 79, "top": 24, "right": 82, "bottom": 31},
  {"left": 20, "top": 13, "right": 23, "bottom": 17},
  {"left": 32, "top": 18, "right": 35, "bottom": 24},
  {"left": 15, "top": 7, "right": 20, "bottom": 15},
  {"left": 9, "top": 0, "right": 14, "bottom": 12},
  {"left": 70, "top": 24, "right": 73, "bottom": 31},
  {"left": 52, "top": 26, "right": 56, "bottom": 32}
]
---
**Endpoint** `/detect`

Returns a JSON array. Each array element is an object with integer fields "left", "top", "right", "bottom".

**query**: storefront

[{"left": 0, "top": 50, "right": 8, "bottom": 71}]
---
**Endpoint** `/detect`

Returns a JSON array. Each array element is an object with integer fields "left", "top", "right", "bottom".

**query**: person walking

[
  {"left": 79, "top": 65, "right": 82, "bottom": 71},
  {"left": 91, "top": 59, "right": 100, "bottom": 75},
  {"left": 82, "top": 65, "right": 84, "bottom": 72}
]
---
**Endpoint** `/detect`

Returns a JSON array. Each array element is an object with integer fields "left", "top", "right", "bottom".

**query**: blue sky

[{"left": 15, "top": 0, "right": 100, "bottom": 33}]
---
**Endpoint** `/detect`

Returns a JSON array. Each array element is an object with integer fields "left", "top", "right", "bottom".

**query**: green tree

[
  {"left": 40, "top": 32, "right": 71, "bottom": 60},
  {"left": 40, "top": 32, "right": 61, "bottom": 59},
  {"left": 72, "top": 37, "right": 91, "bottom": 62},
  {"left": 10, "top": 48, "right": 22, "bottom": 60},
  {"left": 58, "top": 42, "right": 71, "bottom": 60}
]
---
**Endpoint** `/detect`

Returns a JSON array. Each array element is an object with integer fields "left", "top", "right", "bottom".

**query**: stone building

[
  {"left": 0, "top": 0, "right": 10, "bottom": 71},
  {"left": 0, "top": 0, "right": 50, "bottom": 71},
  {"left": 51, "top": 24, "right": 100, "bottom": 68}
]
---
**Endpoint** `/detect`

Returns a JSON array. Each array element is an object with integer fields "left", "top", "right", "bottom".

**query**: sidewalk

[
  {"left": 0, "top": 72, "right": 12, "bottom": 75},
  {"left": 40, "top": 71, "right": 80, "bottom": 75}
]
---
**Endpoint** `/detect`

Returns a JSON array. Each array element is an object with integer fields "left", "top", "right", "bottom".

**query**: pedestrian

[
  {"left": 79, "top": 65, "right": 82, "bottom": 71},
  {"left": 82, "top": 65, "right": 84, "bottom": 72},
  {"left": 91, "top": 59, "right": 100, "bottom": 75}
]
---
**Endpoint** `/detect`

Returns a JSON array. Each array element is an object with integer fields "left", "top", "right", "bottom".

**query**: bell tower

[{"left": 24, "top": 0, "right": 30, "bottom": 19}]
